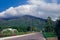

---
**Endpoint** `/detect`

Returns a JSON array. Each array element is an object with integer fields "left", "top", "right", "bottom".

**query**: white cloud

[
  {"left": 0, "top": 0, "right": 60, "bottom": 21},
  {"left": 28, "top": 0, "right": 60, "bottom": 20},
  {"left": 0, "top": 5, "right": 32, "bottom": 18}
]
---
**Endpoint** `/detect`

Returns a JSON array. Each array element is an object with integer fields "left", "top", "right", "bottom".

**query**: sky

[
  {"left": 0, "top": 0, "right": 60, "bottom": 21},
  {"left": 0, "top": 0, "right": 28, "bottom": 12}
]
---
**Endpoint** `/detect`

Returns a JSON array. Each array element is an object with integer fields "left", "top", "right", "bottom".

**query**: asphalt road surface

[{"left": 4, "top": 33, "right": 46, "bottom": 40}]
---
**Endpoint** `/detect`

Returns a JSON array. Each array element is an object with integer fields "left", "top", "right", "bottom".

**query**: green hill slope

[{"left": 0, "top": 15, "right": 46, "bottom": 30}]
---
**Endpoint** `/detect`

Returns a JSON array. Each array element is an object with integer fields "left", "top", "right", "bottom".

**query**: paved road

[{"left": 4, "top": 33, "right": 46, "bottom": 40}]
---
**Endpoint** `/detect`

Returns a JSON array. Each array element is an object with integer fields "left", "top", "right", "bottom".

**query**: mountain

[{"left": 0, "top": 15, "right": 46, "bottom": 30}]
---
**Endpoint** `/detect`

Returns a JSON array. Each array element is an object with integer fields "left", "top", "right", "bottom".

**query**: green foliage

[
  {"left": 55, "top": 17, "right": 60, "bottom": 37},
  {"left": 27, "top": 26, "right": 31, "bottom": 31},
  {"left": 44, "top": 17, "right": 54, "bottom": 32},
  {"left": 2, "top": 30, "right": 14, "bottom": 35},
  {"left": 43, "top": 32, "right": 56, "bottom": 38},
  {"left": 32, "top": 26, "right": 39, "bottom": 32},
  {"left": 0, "top": 31, "right": 32, "bottom": 37}
]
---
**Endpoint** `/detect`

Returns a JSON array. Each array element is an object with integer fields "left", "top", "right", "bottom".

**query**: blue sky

[
  {"left": 0, "top": 0, "right": 60, "bottom": 21},
  {"left": 45, "top": 0, "right": 60, "bottom": 4},
  {"left": 0, "top": 0, "right": 60, "bottom": 12},
  {"left": 0, "top": 0, "right": 28, "bottom": 12}
]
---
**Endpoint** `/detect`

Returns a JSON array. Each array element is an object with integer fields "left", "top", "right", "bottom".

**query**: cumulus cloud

[
  {"left": 28, "top": 0, "right": 60, "bottom": 20},
  {"left": 0, "top": 0, "right": 60, "bottom": 21}
]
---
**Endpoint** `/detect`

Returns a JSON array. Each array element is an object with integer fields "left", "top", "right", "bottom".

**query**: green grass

[
  {"left": 16, "top": 32, "right": 32, "bottom": 35},
  {"left": 0, "top": 32, "right": 32, "bottom": 37},
  {"left": 43, "top": 32, "right": 57, "bottom": 38}
]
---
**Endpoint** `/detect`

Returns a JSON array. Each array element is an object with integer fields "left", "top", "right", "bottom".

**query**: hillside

[{"left": 0, "top": 15, "right": 46, "bottom": 30}]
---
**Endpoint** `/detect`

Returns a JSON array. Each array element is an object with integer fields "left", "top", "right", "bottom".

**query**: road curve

[{"left": 1, "top": 33, "right": 46, "bottom": 40}]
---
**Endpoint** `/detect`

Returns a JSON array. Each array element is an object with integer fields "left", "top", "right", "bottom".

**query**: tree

[
  {"left": 0, "top": 27, "right": 2, "bottom": 31},
  {"left": 32, "top": 27, "right": 38, "bottom": 32},
  {"left": 27, "top": 26, "right": 31, "bottom": 31},
  {"left": 44, "top": 17, "right": 54, "bottom": 32},
  {"left": 55, "top": 17, "right": 60, "bottom": 40}
]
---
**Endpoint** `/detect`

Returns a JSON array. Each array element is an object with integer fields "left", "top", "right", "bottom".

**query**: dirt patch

[{"left": 47, "top": 37, "right": 58, "bottom": 40}]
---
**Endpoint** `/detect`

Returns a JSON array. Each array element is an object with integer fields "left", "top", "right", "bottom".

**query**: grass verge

[
  {"left": 43, "top": 32, "right": 57, "bottom": 38},
  {"left": 0, "top": 32, "right": 32, "bottom": 37}
]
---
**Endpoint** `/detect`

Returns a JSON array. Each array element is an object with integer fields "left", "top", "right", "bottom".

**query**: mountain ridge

[{"left": 0, "top": 15, "right": 46, "bottom": 30}]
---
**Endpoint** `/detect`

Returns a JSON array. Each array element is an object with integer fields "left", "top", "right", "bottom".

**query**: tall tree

[
  {"left": 55, "top": 17, "right": 60, "bottom": 40},
  {"left": 44, "top": 17, "right": 54, "bottom": 32}
]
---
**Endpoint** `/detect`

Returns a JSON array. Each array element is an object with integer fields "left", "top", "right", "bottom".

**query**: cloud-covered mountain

[{"left": 0, "top": 0, "right": 60, "bottom": 21}]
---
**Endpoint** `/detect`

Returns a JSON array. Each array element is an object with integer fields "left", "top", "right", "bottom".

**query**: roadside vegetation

[
  {"left": 42, "top": 16, "right": 60, "bottom": 40},
  {"left": 43, "top": 32, "right": 56, "bottom": 38},
  {"left": 42, "top": 17, "right": 57, "bottom": 38},
  {"left": 0, "top": 26, "right": 39, "bottom": 37}
]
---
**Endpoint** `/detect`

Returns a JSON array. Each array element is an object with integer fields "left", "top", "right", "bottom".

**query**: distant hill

[{"left": 0, "top": 15, "right": 46, "bottom": 30}]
